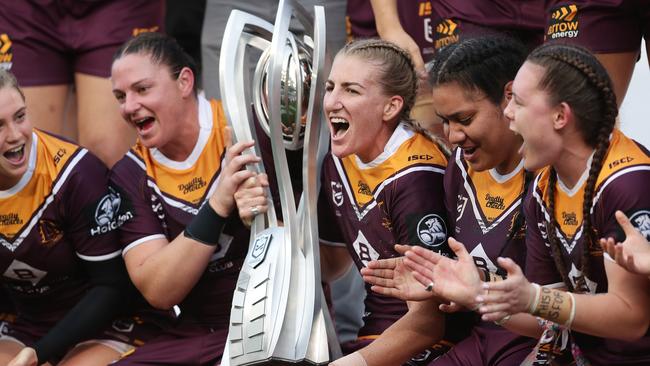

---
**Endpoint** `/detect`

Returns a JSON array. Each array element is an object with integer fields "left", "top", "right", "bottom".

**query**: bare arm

[
  {"left": 124, "top": 138, "right": 260, "bottom": 309},
  {"left": 370, "top": 0, "right": 425, "bottom": 73},
  {"left": 321, "top": 244, "right": 354, "bottom": 283}
]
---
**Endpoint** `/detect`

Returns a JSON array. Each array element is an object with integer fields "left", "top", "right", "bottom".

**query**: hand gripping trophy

[{"left": 219, "top": 1, "right": 340, "bottom": 365}]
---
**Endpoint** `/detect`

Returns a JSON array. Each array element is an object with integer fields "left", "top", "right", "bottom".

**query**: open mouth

[
  {"left": 462, "top": 146, "right": 477, "bottom": 156},
  {"left": 133, "top": 116, "right": 155, "bottom": 131},
  {"left": 3, "top": 145, "right": 25, "bottom": 163},
  {"left": 330, "top": 117, "right": 349, "bottom": 138}
]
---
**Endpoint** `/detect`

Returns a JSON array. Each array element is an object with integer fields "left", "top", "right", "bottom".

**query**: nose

[
  {"left": 122, "top": 92, "right": 141, "bottom": 116},
  {"left": 5, "top": 120, "right": 22, "bottom": 143},
  {"left": 323, "top": 87, "right": 342, "bottom": 114},
  {"left": 447, "top": 122, "right": 466, "bottom": 145}
]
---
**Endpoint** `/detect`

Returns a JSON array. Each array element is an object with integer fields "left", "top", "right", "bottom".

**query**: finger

[
  {"left": 226, "top": 140, "right": 256, "bottom": 162},
  {"left": 370, "top": 285, "right": 400, "bottom": 299},
  {"left": 228, "top": 153, "right": 261, "bottom": 172},
  {"left": 406, "top": 246, "right": 442, "bottom": 266},
  {"left": 360, "top": 267, "right": 395, "bottom": 280},
  {"left": 615, "top": 210, "right": 637, "bottom": 237},
  {"left": 478, "top": 287, "right": 516, "bottom": 304},
  {"left": 412, "top": 269, "right": 435, "bottom": 288},
  {"left": 614, "top": 244, "right": 627, "bottom": 268},
  {"left": 394, "top": 244, "right": 412, "bottom": 255},
  {"left": 223, "top": 126, "right": 233, "bottom": 149},
  {"left": 479, "top": 302, "right": 512, "bottom": 315},
  {"left": 256, "top": 173, "right": 270, "bottom": 187},
  {"left": 496, "top": 257, "right": 523, "bottom": 278},
  {"left": 448, "top": 237, "right": 472, "bottom": 262},
  {"left": 403, "top": 257, "right": 432, "bottom": 278},
  {"left": 482, "top": 276, "right": 517, "bottom": 293},
  {"left": 599, "top": 237, "right": 616, "bottom": 258},
  {"left": 363, "top": 275, "right": 394, "bottom": 288},
  {"left": 366, "top": 257, "right": 398, "bottom": 270},
  {"left": 626, "top": 252, "right": 638, "bottom": 272},
  {"left": 229, "top": 170, "right": 257, "bottom": 187},
  {"left": 439, "top": 302, "right": 462, "bottom": 313},
  {"left": 481, "top": 311, "right": 510, "bottom": 323}
]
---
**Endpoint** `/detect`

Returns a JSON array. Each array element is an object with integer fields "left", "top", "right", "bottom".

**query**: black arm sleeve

[{"left": 33, "top": 256, "right": 131, "bottom": 364}]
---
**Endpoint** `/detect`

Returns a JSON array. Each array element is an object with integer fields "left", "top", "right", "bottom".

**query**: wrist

[
  {"left": 209, "top": 196, "right": 232, "bottom": 218},
  {"left": 331, "top": 351, "right": 368, "bottom": 366},
  {"left": 529, "top": 287, "right": 575, "bottom": 327}
]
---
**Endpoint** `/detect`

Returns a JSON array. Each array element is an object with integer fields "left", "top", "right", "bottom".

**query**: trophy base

[{"left": 237, "top": 359, "right": 328, "bottom": 366}]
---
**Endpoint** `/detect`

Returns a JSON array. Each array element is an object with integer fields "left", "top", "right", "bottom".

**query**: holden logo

[
  {"left": 416, "top": 214, "right": 447, "bottom": 248},
  {"left": 629, "top": 210, "right": 650, "bottom": 241},
  {"left": 95, "top": 188, "right": 121, "bottom": 226}
]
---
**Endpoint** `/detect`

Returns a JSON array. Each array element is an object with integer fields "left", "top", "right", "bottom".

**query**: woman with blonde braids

[{"left": 404, "top": 43, "right": 650, "bottom": 365}]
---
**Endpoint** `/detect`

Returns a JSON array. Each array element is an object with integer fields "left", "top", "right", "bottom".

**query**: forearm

[
  {"left": 501, "top": 313, "right": 544, "bottom": 339},
  {"left": 34, "top": 285, "right": 123, "bottom": 364},
  {"left": 129, "top": 234, "right": 218, "bottom": 309},
  {"left": 359, "top": 299, "right": 444, "bottom": 366},
  {"left": 369, "top": 0, "right": 401, "bottom": 37},
  {"left": 321, "top": 245, "right": 353, "bottom": 283}
]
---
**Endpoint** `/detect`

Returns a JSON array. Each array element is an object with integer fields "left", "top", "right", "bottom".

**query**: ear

[
  {"left": 177, "top": 67, "right": 195, "bottom": 98},
  {"left": 502, "top": 81, "right": 514, "bottom": 106},
  {"left": 383, "top": 95, "right": 404, "bottom": 122},
  {"left": 553, "top": 102, "right": 572, "bottom": 130}
]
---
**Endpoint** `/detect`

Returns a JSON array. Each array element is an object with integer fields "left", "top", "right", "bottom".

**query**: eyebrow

[
  {"left": 112, "top": 78, "right": 149, "bottom": 94},
  {"left": 326, "top": 80, "right": 366, "bottom": 89},
  {"left": 435, "top": 109, "right": 472, "bottom": 120}
]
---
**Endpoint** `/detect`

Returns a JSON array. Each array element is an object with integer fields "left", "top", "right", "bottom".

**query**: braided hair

[
  {"left": 429, "top": 36, "right": 531, "bottom": 244},
  {"left": 527, "top": 43, "right": 618, "bottom": 293},
  {"left": 338, "top": 39, "right": 449, "bottom": 156}
]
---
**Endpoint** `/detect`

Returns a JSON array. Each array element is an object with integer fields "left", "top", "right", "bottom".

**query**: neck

[
  {"left": 495, "top": 137, "right": 524, "bottom": 175},
  {"left": 554, "top": 137, "right": 594, "bottom": 189},
  {"left": 158, "top": 97, "right": 200, "bottom": 161},
  {"left": 357, "top": 121, "right": 398, "bottom": 164}
]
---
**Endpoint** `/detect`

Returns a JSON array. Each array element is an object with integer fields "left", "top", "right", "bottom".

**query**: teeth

[
  {"left": 8, "top": 146, "right": 22, "bottom": 153},
  {"left": 330, "top": 117, "right": 348, "bottom": 124}
]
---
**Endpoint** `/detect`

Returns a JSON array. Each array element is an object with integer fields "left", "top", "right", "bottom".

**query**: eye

[
  {"left": 458, "top": 115, "right": 473, "bottom": 125},
  {"left": 16, "top": 111, "right": 26, "bottom": 122},
  {"left": 345, "top": 87, "right": 358, "bottom": 94},
  {"left": 114, "top": 92, "right": 125, "bottom": 103},
  {"left": 136, "top": 86, "right": 149, "bottom": 94},
  {"left": 324, "top": 83, "right": 333, "bottom": 92}
]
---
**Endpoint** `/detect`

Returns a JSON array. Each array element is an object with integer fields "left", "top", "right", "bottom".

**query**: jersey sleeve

[
  {"left": 523, "top": 183, "right": 564, "bottom": 287},
  {"left": 595, "top": 167, "right": 650, "bottom": 243},
  {"left": 443, "top": 149, "right": 462, "bottom": 231},
  {"left": 109, "top": 153, "right": 166, "bottom": 253},
  {"left": 318, "top": 156, "right": 346, "bottom": 247},
  {"left": 390, "top": 165, "right": 451, "bottom": 256},
  {"left": 59, "top": 151, "right": 122, "bottom": 261}
]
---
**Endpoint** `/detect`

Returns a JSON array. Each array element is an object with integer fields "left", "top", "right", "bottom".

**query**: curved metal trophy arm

[{"left": 219, "top": 9, "right": 278, "bottom": 230}]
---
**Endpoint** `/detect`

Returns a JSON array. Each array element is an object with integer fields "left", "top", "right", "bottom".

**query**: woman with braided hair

[
  {"left": 404, "top": 43, "right": 650, "bottom": 365},
  {"left": 361, "top": 35, "right": 540, "bottom": 366},
  {"left": 308, "top": 38, "right": 467, "bottom": 366}
]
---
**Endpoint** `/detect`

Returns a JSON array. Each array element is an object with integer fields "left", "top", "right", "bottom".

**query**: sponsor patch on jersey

[
  {"left": 546, "top": 4, "right": 579, "bottom": 40},
  {"left": 434, "top": 18, "right": 459, "bottom": 50},
  {"left": 0, "top": 33, "right": 13, "bottom": 70},
  {"left": 88, "top": 187, "right": 134, "bottom": 236},
  {"left": 408, "top": 213, "right": 447, "bottom": 249},
  {"left": 628, "top": 209, "right": 650, "bottom": 241}
]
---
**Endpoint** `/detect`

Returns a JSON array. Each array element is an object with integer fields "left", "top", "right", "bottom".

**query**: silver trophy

[{"left": 218, "top": 1, "right": 339, "bottom": 364}]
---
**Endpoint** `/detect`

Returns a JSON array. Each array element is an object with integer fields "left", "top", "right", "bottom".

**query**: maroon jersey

[
  {"left": 110, "top": 97, "right": 249, "bottom": 329},
  {"left": 525, "top": 129, "right": 650, "bottom": 365},
  {"left": 319, "top": 123, "right": 450, "bottom": 337},
  {"left": 435, "top": 148, "right": 535, "bottom": 365},
  {"left": 445, "top": 148, "right": 528, "bottom": 275},
  {"left": 346, "top": 0, "right": 437, "bottom": 62},
  {"left": 0, "top": 130, "right": 121, "bottom": 323}
]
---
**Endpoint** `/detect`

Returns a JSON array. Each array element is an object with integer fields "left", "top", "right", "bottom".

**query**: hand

[
  {"left": 361, "top": 245, "right": 435, "bottom": 301},
  {"left": 234, "top": 173, "right": 269, "bottom": 226},
  {"left": 600, "top": 210, "right": 650, "bottom": 276},
  {"left": 477, "top": 257, "right": 537, "bottom": 322},
  {"left": 403, "top": 237, "right": 483, "bottom": 310},
  {"left": 8, "top": 347, "right": 38, "bottom": 366},
  {"left": 209, "top": 127, "right": 263, "bottom": 217},
  {"left": 380, "top": 28, "right": 426, "bottom": 78}
]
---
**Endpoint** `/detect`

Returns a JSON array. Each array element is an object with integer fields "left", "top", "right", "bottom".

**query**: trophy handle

[{"left": 219, "top": 10, "right": 278, "bottom": 231}]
